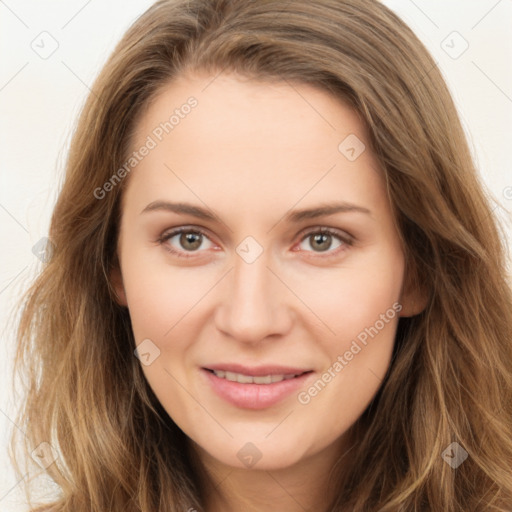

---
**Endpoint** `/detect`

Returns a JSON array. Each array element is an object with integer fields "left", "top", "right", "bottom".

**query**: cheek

[
  {"left": 121, "top": 256, "right": 207, "bottom": 424},
  {"left": 294, "top": 254, "right": 404, "bottom": 431},
  {"left": 121, "top": 250, "right": 213, "bottom": 343},
  {"left": 293, "top": 249, "right": 404, "bottom": 347}
]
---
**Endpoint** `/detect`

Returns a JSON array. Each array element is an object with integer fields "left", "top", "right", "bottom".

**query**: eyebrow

[{"left": 140, "top": 200, "right": 371, "bottom": 222}]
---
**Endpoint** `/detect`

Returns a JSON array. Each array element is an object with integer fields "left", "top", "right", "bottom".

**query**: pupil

[
  {"left": 181, "top": 232, "right": 202, "bottom": 250},
  {"left": 312, "top": 233, "right": 331, "bottom": 252}
]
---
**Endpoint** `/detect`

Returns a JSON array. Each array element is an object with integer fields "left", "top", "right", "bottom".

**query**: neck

[{"left": 191, "top": 435, "right": 354, "bottom": 512}]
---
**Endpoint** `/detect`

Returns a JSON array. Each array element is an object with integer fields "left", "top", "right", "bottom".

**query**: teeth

[
  {"left": 225, "top": 371, "right": 237, "bottom": 382},
  {"left": 253, "top": 375, "right": 272, "bottom": 384},
  {"left": 212, "top": 370, "right": 299, "bottom": 384},
  {"left": 237, "top": 373, "right": 254, "bottom": 384}
]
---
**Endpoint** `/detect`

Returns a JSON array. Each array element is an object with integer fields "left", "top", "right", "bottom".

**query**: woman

[{"left": 12, "top": 0, "right": 512, "bottom": 510}]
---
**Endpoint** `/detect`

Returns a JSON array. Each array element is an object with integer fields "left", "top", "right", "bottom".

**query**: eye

[
  {"left": 157, "top": 226, "right": 353, "bottom": 259},
  {"left": 157, "top": 227, "right": 215, "bottom": 258},
  {"left": 296, "top": 228, "right": 353, "bottom": 257}
]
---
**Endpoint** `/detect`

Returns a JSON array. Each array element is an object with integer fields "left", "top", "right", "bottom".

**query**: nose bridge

[
  {"left": 215, "top": 243, "right": 290, "bottom": 342},
  {"left": 233, "top": 248, "right": 272, "bottom": 304}
]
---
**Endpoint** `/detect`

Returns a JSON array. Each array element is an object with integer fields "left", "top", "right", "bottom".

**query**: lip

[{"left": 201, "top": 364, "right": 314, "bottom": 410}]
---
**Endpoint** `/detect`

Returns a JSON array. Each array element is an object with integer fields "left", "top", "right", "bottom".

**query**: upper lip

[{"left": 204, "top": 363, "right": 311, "bottom": 376}]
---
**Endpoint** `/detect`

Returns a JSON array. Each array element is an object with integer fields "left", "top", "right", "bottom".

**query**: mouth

[{"left": 201, "top": 365, "right": 314, "bottom": 409}]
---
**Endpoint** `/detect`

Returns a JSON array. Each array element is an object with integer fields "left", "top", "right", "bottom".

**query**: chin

[{"left": 195, "top": 434, "right": 314, "bottom": 472}]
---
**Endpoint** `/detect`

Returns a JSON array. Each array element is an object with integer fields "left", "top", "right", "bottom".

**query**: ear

[
  {"left": 110, "top": 263, "right": 128, "bottom": 307},
  {"left": 399, "top": 261, "right": 429, "bottom": 317}
]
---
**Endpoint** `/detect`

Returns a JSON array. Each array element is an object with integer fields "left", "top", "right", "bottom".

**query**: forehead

[
  {"left": 123, "top": 72, "right": 387, "bottom": 219},
  {"left": 135, "top": 72, "right": 367, "bottom": 151}
]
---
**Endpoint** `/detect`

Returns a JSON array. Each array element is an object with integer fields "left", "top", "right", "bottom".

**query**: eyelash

[{"left": 156, "top": 226, "right": 353, "bottom": 260}]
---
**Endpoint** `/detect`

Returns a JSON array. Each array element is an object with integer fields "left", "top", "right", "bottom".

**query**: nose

[{"left": 214, "top": 248, "right": 293, "bottom": 344}]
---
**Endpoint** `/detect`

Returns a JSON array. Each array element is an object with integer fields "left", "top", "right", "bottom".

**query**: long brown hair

[{"left": 11, "top": 0, "right": 512, "bottom": 510}]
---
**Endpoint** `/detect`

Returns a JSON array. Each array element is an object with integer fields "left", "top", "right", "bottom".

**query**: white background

[{"left": 1, "top": 1, "right": 511, "bottom": 510}]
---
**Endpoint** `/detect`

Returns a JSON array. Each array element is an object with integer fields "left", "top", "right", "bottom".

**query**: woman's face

[{"left": 113, "top": 72, "right": 422, "bottom": 471}]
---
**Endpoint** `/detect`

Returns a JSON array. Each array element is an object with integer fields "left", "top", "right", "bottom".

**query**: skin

[{"left": 112, "top": 72, "right": 426, "bottom": 512}]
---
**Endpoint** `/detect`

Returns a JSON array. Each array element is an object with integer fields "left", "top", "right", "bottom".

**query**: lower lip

[{"left": 202, "top": 369, "right": 312, "bottom": 410}]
